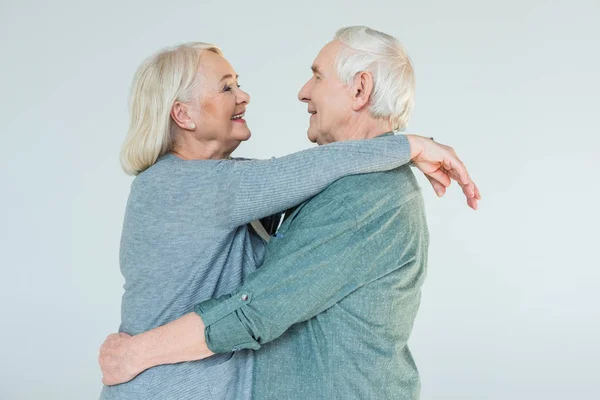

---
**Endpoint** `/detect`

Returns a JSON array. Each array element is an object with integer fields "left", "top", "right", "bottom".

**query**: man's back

[{"left": 254, "top": 165, "right": 428, "bottom": 399}]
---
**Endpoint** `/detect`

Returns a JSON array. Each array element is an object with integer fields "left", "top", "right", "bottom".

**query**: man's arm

[
  {"left": 99, "top": 313, "right": 212, "bottom": 385},
  {"left": 100, "top": 192, "right": 427, "bottom": 384},
  {"left": 197, "top": 193, "right": 426, "bottom": 352}
]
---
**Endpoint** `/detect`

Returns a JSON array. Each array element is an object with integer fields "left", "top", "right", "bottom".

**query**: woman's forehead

[{"left": 198, "top": 51, "right": 237, "bottom": 81}]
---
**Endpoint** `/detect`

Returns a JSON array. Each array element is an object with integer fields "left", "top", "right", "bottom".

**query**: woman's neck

[{"left": 171, "top": 137, "right": 234, "bottom": 160}]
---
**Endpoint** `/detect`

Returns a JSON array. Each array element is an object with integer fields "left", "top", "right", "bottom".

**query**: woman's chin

[{"left": 236, "top": 128, "right": 252, "bottom": 142}]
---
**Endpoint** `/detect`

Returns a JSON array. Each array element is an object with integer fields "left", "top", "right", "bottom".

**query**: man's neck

[{"left": 335, "top": 115, "right": 393, "bottom": 143}]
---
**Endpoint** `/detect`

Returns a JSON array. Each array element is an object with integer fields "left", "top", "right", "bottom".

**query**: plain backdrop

[{"left": 1, "top": 0, "right": 598, "bottom": 399}]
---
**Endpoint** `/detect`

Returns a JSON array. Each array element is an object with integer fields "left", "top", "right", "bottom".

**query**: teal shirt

[{"left": 196, "top": 161, "right": 429, "bottom": 399}]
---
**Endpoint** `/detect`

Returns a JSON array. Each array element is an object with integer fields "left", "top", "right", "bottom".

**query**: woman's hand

[{"left": 406, "top": 135, "right": 481, "bottom": 210}]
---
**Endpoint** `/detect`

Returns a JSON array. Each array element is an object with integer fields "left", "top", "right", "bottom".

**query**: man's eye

[{"left": 223, "top": 85, "right": 232, "bottom": 92}]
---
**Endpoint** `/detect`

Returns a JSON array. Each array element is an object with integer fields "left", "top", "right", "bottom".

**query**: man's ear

[
  {"left": 171, "top": 101, "right": 196, "bottom": 131},
  {"left": 351, "top": 71, "right": 374, "bottom": 112}
]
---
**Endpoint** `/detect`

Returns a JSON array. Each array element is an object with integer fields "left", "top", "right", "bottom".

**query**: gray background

[{"left": 1, "top": 0, "right": 598, "bottom": 399}]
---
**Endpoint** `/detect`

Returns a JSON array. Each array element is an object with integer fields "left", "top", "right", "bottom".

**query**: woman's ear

[{"left": 171, "top": 101, "right": 196, "bottom": 130}]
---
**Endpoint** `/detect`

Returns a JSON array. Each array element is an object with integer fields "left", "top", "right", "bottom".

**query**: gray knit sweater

[{"left": 100, "top": 135, "right": 411, "bottom": 400}]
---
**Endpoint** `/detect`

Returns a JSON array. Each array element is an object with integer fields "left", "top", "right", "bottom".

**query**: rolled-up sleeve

[{"left": 194, "top": 294, "right": 261, "bottom": 353}]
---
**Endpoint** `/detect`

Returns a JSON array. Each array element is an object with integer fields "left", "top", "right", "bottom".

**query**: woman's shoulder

[{"left": 129, "top": 155, "right": 247, "bottom": 197}]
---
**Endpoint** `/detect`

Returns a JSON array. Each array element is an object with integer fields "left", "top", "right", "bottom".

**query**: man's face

[{"left": 298, "top": 41, "right": 354, "bottom": 145}]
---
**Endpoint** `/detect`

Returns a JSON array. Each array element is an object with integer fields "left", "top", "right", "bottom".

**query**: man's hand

[
  {"left": 406, "top": 135, "right": 481, "bottom": 210},
  {"left": 98, "top": 313, "right": 214, "bottom": 386},
  {"left": 99, "top": 332, "right": 143, "bottom": 386}
]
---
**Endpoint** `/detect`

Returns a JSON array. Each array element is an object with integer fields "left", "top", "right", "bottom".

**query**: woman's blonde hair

[{"left": 120, "top": 42, "right": 223, "bottom": 175}]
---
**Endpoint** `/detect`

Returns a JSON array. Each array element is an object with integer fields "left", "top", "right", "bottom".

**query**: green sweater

[{"left": 196, "top": 158, "right": 429, "bottom": 399}]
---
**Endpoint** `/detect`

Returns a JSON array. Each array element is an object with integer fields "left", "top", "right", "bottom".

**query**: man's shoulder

[
  {"left": 325, "top": 165, "right": 421, "bottom": 205},
  {"left": 290, "top": 165, "right": 422, "bottom": 226}
]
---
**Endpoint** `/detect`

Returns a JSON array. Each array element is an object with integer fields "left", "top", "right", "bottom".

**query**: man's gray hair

[{"left": 334, "top": 26, "right": 415, "bottom": 131}]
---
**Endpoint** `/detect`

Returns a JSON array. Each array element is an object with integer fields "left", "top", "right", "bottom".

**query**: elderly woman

[{"left": 100, "top": 41, "right": 478, "bottom": 399}]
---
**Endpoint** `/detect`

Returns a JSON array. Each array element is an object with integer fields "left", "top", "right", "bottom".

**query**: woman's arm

[
  {"left": 225, "top": 134, "right": 411, "bottom": 227},
  {"left": 225, "top": 134, "right": 478, "bottom": 227}
]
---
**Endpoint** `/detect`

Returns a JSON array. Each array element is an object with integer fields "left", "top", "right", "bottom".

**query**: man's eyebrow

[
  {"left": 311, "top": 65, "right": 321, "bottom": 75},
  {"left": 219, "top": 74, "right": 239, "bottom": 82}
]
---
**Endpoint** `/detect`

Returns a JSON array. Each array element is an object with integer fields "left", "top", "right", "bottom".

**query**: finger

[
  {"left": 443, "top": 155, "right": 470, "bottom": 186},
  {"left": 426, "top": 168, "right": 451, "bottom": 188},
  {"left": 425, "top": 175, "right": 447, "bottom": 197},
  {"left": 448, "top": 167, "right": 475, "bottom": 198},
  {"left": 473, "top": 183, "right": 482, "bottom": 200},
  {"left": 458, "top": 180, "right": 476, "bottom": 199},
  {"left": 467, "top": 195, "right": 479, "bottom": 210},
  {"left": 464, "top": 182, "right": 480, "bottom": 210}
]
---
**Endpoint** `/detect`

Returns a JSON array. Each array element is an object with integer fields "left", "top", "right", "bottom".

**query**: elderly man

[{"left": 100, "top": 26, "right": 479, "bottom": 399}]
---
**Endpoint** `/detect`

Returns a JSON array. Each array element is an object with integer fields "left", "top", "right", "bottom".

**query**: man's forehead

[{"left": 312, "top": 41, "right": 341, "bottom": 71}]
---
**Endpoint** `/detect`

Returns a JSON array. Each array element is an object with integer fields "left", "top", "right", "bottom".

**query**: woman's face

[{"left": 187, "top": 51, "right": 251, "bottom": 153}]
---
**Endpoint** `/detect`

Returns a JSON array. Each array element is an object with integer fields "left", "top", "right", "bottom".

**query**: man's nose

[{"left": 298, "top": 80, "right": 311, "bottom": 103}]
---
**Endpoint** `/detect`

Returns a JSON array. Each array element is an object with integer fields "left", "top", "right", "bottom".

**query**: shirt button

[{"left": 240, "top": 293, "right": 249, "bottom": 301}]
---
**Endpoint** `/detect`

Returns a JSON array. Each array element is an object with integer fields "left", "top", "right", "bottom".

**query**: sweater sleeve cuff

[{"left": 194, "top": 293, "right": 261, "bottom": 354}]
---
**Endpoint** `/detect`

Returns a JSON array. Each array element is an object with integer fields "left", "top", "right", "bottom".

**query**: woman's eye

[{"left": 223, "top": 85, "right": 232, "bottom": 92}]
